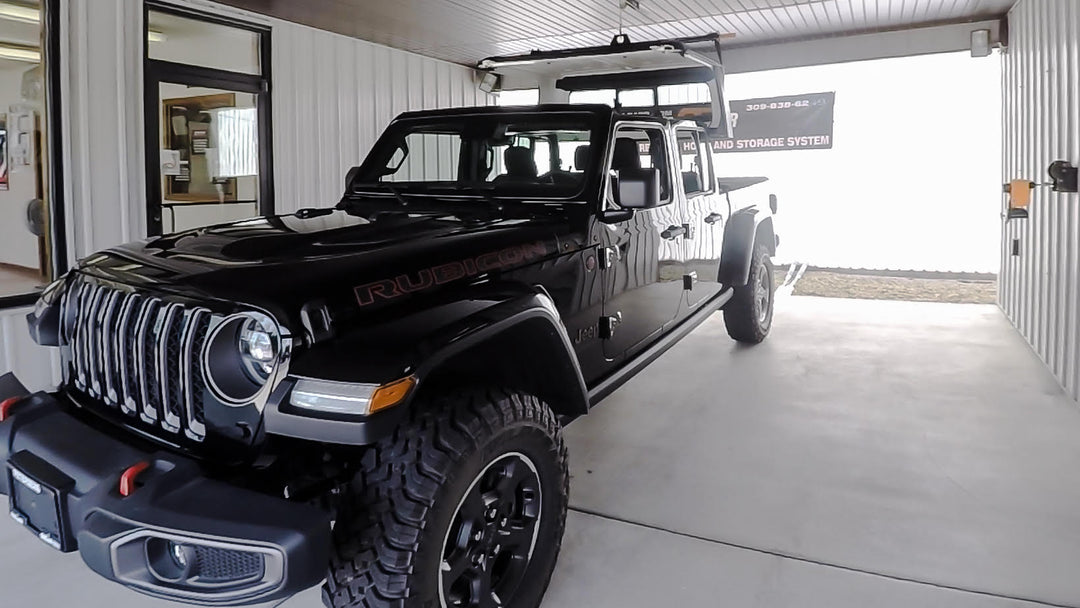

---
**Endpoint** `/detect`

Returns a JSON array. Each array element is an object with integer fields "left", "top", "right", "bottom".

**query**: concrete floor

[{"left": 1, "top": 296, "right": 1077, "bottom": 607}]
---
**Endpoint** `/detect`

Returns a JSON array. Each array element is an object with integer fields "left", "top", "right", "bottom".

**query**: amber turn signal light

[{"left": 369, "top": 376, "right": 417, "bottom": 414}]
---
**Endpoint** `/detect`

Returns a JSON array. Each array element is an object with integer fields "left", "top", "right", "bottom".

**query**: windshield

[{"left": 350, "top": 112, "right": 605, "bottom": 199}]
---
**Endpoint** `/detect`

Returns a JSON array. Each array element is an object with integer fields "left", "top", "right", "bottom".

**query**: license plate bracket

[{"left": 8, "top": 450, "right": 76, "bottom": 552}]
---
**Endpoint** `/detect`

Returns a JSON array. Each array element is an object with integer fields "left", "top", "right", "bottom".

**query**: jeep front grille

[{"left": 62, "top": 278, "right": 211, "bottom": 442}]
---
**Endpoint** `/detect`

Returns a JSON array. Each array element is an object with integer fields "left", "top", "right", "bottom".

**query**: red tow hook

[
  {"left": 0, "top": 396, "right": 24, "bottom": 422},
  {"left": 119, "top": 461, "right": 152, "bottom": 497}
]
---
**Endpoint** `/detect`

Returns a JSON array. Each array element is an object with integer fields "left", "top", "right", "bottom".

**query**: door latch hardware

[
  {"left": 683, "top": 223, "right": 694, "bottom": 240},
  {"left": 683, "top": 272, "right": 698, "bottom": 290},
  {"left": 599, "top": 312, "right": 623, "bottom": 340},
  {"left": 600, "top": 246, "right": 621, "bottom": 269}
]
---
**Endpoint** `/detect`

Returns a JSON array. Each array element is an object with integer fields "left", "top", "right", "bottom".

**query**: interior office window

[
  {"left": 146, "top": 6, "right": 270, "bottom": 236},
  {"left": 0, "top": 0, "right": 55, "bottom": 301}
]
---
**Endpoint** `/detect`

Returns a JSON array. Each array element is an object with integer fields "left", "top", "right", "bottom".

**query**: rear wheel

[
  {"left": 325, "top": 388, "right": 569, "bottom": 608},
  {"left": 723, "top": 245, "right": 774, "bottom": 343}
]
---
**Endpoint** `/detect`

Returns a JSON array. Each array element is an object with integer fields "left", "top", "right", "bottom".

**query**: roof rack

[{"left": 478, "top": 33, "right": 733, "bottom": 137}]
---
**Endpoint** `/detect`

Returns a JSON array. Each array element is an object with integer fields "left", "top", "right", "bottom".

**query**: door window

[
  {"left": 676, "top": 129, "right": 712, "bottom": 197},
  {"left": 608, "top": 124, "right": 672, "bottom": 207}
]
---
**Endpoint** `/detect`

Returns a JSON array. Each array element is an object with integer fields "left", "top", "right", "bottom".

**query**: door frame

[{"left": 142, "top": 2, "right": 274, "bottom": 236}]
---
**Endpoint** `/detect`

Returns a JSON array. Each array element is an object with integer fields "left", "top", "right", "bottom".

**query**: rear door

[
  {"left": 676, "top": 126, "right": 725, "bottom": 308},
  {"left": 600, "top": 121, "right": 686, "bottom": 360}
]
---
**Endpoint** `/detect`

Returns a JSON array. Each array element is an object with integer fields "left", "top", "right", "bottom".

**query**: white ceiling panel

[{"left": 218, "top": 0, "right": 1017, "bottom": 66}]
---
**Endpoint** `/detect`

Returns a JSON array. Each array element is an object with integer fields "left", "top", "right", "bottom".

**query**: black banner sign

[{"left": 715, "top": 92, "right": 835, "bottom": 153}]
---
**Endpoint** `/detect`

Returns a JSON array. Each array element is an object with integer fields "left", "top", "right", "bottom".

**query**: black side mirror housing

[
  {"left": 345, "top": 166, "right": 361, "bottom": 191},
  {"left": 616, "top": 167, "right": 662, "bottom": 209}
]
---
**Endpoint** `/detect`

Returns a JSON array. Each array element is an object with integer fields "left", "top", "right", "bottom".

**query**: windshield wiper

[{"left": 339, "top": 182, "right": 414, "bottom": 210}]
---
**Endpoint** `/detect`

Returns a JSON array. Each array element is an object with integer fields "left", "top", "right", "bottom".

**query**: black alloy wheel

[{"left": 440, "top": 452, "right": 543, "bottom": 608}]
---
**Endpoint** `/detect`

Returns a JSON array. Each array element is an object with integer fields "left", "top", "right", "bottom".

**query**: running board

[{"left": 587, "top": 288, "right": 733, "bottom": 407}]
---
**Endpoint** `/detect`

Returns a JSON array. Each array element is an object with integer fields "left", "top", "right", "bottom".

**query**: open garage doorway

[{"left": 720, "top": 51, "right": 1003, "bottom": 303}]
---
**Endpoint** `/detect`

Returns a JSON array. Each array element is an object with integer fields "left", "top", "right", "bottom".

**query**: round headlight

[
  {"left": 204, "top": 313, "right": 283, "bottom": 406},
  {"left": 239, "top": 316, "right": 277, "bottom": 377}
]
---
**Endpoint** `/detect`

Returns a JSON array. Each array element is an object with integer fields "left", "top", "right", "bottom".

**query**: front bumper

[{"left": 0, "top": 373, "right": 331, "bottom": 606}]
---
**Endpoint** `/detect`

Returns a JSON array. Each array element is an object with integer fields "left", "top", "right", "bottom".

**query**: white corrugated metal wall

[
  {"left": 1001, "top": 0, "right": 1080, "bottom": 401},
  {"left": 0, "top": 0, "right": 490, "bottom": 390},
  {"left": 272, "top": 23, "right": 492, "bottom": 211}
]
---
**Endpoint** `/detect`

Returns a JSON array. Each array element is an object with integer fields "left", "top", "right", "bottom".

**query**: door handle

[
  {"left": 661, "top": 225, "right": 686, "bottom": 240},
  {"left": 704, "top": 212, "right": 723, "bottom": 225}
]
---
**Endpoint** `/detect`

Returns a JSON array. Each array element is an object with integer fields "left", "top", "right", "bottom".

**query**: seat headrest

[
  {"left": 504, "top": 146, "right": 537, "bottom": 178},
  {"left": 574, "top": 145, "right": 591, "bottom": 171},
  {"left": 612, "top": 138, "right": 641, "bottom": 171}
]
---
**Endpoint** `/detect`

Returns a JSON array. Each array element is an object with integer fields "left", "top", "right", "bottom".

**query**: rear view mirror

[{"left": 616, "top": 168, "right": 662, "bottom": 209}]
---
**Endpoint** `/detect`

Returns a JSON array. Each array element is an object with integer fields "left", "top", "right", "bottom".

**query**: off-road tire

[
  {"left": 324, "top": 388, "right": 569, "bottom": 608},
  {"left": 723, "top": 245, "right": 774, "bottom": 343}
]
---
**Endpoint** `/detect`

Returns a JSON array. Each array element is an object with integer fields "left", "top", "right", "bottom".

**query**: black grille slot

[
  {"left": 192, "top": 546, "right": 264, "bottom": 583},
  {"left": 62, "top": 277, "right": 214, "bottom": 443},
  {"left": 188, "top": 314, "right": 212, "bottom": 427}
]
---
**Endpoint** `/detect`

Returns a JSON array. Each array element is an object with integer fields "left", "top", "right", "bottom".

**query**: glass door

[{"left": 144, "top": 5, "right": 272, "bottom": 236}]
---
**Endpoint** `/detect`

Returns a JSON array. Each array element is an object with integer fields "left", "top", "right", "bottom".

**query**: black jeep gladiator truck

[{"left": 0, "top": 103, "right": 775, "bottom": 608}]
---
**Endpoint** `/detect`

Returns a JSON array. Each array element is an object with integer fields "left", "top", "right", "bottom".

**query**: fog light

[{"left": 146, "top": 538, "right": 196, "bottom": 583}]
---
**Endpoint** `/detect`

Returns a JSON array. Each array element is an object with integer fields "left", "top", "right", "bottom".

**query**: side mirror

[
  {"left": 769, "top": 194, "right": 778, "bottom": 214},
  {"left": 345, "top": 166, "right": 361, "bottom": 191},
  {"left": 616, "top": 167, "right": 662, "bottom": 209}
]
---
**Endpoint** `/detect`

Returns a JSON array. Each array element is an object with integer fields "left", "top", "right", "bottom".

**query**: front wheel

[
  {"left": 723, "top": 245, "right": 775, "bottom": 343},
  {"left": 325, "top": 389, "right": 569, "bottom": 608}
]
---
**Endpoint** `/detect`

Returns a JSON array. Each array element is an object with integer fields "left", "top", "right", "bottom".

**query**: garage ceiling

[{"left": 217, "top": 0, "right": 1015, "bottom": 66}]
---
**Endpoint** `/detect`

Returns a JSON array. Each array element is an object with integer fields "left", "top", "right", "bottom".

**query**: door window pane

[
  {"left": 676, "top": 130, "right": 709, "bottom": 195},
  {"left": 0, "top": 0, "right": 52, "bottom": 297},
  {"left": 610, "top": 126, "right": 671, "bottom": 206},
  {"left": 158, "top": 84, "right": 260, "bottom": 233},
  {"left": 148, "top": 10, "right": 261, "bottom": 75}
]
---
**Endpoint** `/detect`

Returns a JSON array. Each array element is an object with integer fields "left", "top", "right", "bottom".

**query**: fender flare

[
  {"left": 410, "top": 290, "right": 590, "bottom": 417},
  {"left": 718, "top": 207, "right": 776, "bottom": 287},
  {"left": 265, "top": 289, "right": 589, "bottom": 446}
]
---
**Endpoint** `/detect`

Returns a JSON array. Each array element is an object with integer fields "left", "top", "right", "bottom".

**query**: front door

[
  {"left": 601, "top": 122, "right": 686, "bottom": 360},
  {"left": 677, "top": 127, "right": 725, "bottom": 308}
]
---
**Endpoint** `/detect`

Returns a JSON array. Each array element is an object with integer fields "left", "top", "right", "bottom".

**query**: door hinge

[
  {"left": 599, "top": 312, "right": 623, "bottom": 340},
  {"left": 683, "top": 272, "right": 697, "bottom": 290}
]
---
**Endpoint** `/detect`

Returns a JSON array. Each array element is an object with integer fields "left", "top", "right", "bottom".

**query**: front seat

[{"left": 494, "top": 146, "right": 537, "bottom": 184}]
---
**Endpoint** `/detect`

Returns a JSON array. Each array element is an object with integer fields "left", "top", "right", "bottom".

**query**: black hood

[{"left": 76, "top": 206, "right": 583, "bottom": 321}]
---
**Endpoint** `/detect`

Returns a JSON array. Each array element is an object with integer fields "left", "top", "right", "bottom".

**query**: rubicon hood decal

[{"left": 354, "top": 241, "right": 552, "bottom": 307}]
